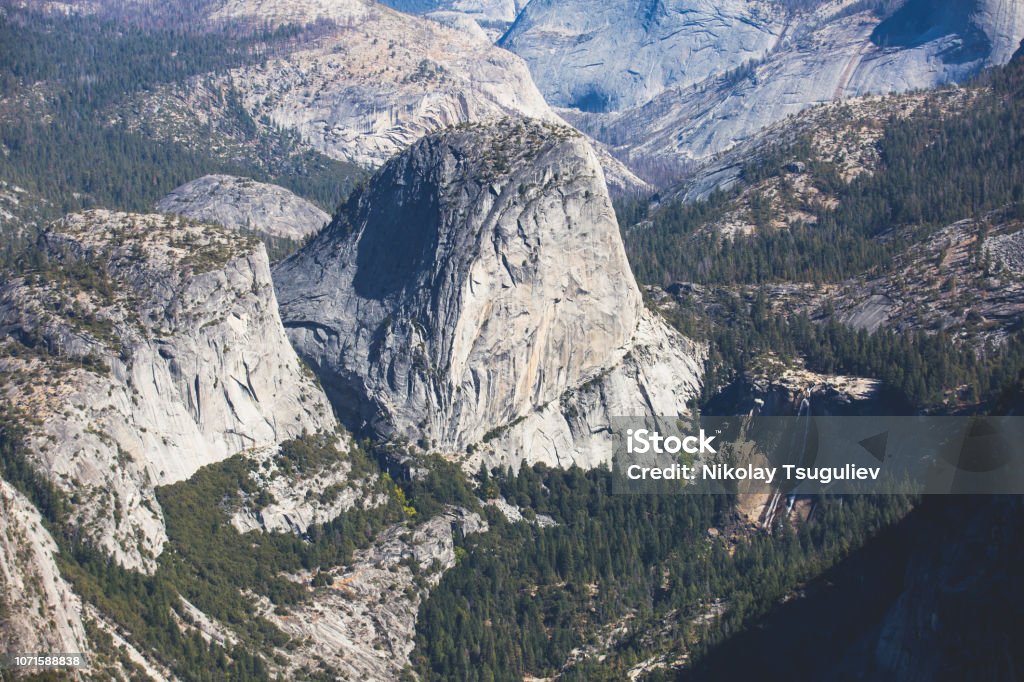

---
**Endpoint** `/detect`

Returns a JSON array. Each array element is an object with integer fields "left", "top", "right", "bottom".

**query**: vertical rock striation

[
  {"left": 0, "top": 211, "right": 336, "bottom": 570},
  {"left": 275, "top": 118, "right": 703, "bottom": 470},
  {"left": 0, "top": 480, "right": 88, "bottom": 659},
  {"left": 505, "top": 0, "right": 1024, "bottom": 166},
  {"left": 500, "top": 0, "right": 784, "bottom": 112}
]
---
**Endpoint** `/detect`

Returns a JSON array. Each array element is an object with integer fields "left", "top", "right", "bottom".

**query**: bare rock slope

[
  {"left": 201, "top": 0, "right": 649, "bottom": 195},
  {"left": 262, "top": 510, "right": 487, "bottom": 680},
  {"left": 0, "top": 211, "right": 336, "bottom": 571},
  {"left": 510, "top": 0, "right": 1024, "bottom": 166},
  {"left": 501, "top": 0, "right": 784, "bottom": 113},
  {"left": 0, "top": 480, "right": 88, "bottom": 660},
  {"left": 156, "top": 175, "right": 329, "bottom": 241},
  {"left": 381, "top": 0, "right": 529, "bottom": 39},
  {"left": 275, "top": 119, "right": 703, "bottom": 470},
  {"left": 214, "top": 0, "right": 557, "bottom": 169}
]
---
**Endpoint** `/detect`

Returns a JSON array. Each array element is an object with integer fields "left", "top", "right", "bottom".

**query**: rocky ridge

[
  {"left": 686, "top": 85, "right": 976, "bottom": 198},
  {"left": 647, "top": 77, "right": 1024, "bottom": 350},
  {"left": 170, "top": 0, "right": 649, "bottom": 195},
  {"left": 525, "top": 0, "right": 1024, "bottom": 170},
  {"left": 501, "top": 0, "right": 784, "bottom": 113},
  {"left": 201, "top": 0, "right": 542, "bottom": 156},
  {"left": 0, "top": 210, "right": 336, "bottom": 571},
  {"left": 258, "top": 509, "right": 486, "bottom": 680},
  {"left": 835, "top": 210, "right": 1024, "bottom": 345},
  {"left": 230, "top": 440, "right": 386, "bottom": 534},
  {"left": 0, "top": 480, "right": 89, "bottom": 660},
  {"left": 274, "top": 119, "right": 703, "bottom": 471},
  {"left": 156, "top": 175, "right": 330, "bottom": 241}
]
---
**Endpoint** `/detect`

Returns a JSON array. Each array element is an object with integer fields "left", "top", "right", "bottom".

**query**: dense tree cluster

[
  {"left": 0, "top": 8, "right": 363, "bottom": 257},
  {"left": 0, "top": 413, "right": 406, "bottom": 680},
  {"left": 412, "top": 464, "right": 912, "bottom": 681},
  {"left": 621, "top": 55, "right": 1024, "bottom": 410},
  {"left": 624, "top": 55, "right": 1024, "bottom": 287},
  {"left": 1, "top": 10, "right": 1022, "bottom": 682},
  {"left": 659, "top": 290, "right": 1024, "bottom": 409}
]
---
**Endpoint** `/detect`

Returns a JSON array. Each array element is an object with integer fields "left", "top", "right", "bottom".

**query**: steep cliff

[
  {"left": 205, "top": 0, "right": 649, "bottom": 195},
  {"left": 0, "top": 211, "right": 336, "bottom": 571},
  {"left": 156, "top": 175, "right": 330, "bottom": 241},
  {"left": 275, "top": 119, "right": 703, "bottom": 470},
  {"left": 0, "top": 480, "right": 88, "bottom": 660},
  {"left": 501, "top": 0, "right": 784, "bottom": 112},
  {"left": 516, "top": 0, "right": 1024, "bottom": 168}
]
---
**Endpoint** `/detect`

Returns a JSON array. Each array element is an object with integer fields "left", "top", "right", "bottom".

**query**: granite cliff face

[
  {"left": 156, "top": 175, "right": 330, "bottom": 241},
  {"left": 275, "top": 119, "right": 703, "bottom": 469},
  {"left": 0, "top": 480, "right": 88, "bottom": 659},
  {"left": 0, "top": 211, "right": 336, "bottom": 570},
  {"left": 513, "top": 0, "right": 1024, "bottom": 168},
  {"left": 500, "top": 0, "right": 784, "bottom": 113},
  {"left": 201, "top": 0, "right": 649, "bottom": 195}
]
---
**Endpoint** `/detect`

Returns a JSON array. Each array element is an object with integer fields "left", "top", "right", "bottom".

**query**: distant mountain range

[{"left": 350, "top": 1, "right": 1024, "bottom": 182}]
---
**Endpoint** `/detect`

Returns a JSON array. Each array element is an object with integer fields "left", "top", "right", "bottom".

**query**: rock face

[
  {"left": 864, "top": 498, "right": 1023, "bottom": 681},
  {"left": 230, "top": 441, "right": 384, "bottom": 535},
  {"left": 0, "top": 480, "right": 89, "bottom": 658},
  {"left": 835, "top": 211, "right": 1024, "bottom": 346},
  {"left": 217, "top": 0, "right": 552, "bottom": 169},
  {"left": 0, "top": 211, "right": 336, "bottom": 570},
  {"left": 500, "top": 0, "right": 784, "bottom": 112},
  {"left": 668, "top": 86, "right": 979, "bottom": 203},
  {"left": 513, "top": 0, "right": 1024, "bottom": 167},
  {"left": 156, "top": 175, "right": 329, "bottom": 241},
  {"left": 275, "top": 119, "right": 703, "bottom": 469},
  {"left": 381, "top": 0, "right": 528, "bottom": 39},
  {"left": 262, "top": 510, "right": 486, "bottom": 680},
  {"left": 207, "top": 0, "right": 648, "bottom": 195}
]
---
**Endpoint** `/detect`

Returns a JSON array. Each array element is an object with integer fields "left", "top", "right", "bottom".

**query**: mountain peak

[{"left": 275, "top": 118, "right": 701, "bottom": 469}]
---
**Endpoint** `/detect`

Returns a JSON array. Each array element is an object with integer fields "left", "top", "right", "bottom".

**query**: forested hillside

[
  {"left": 0, "top": 5, "right": 1021, "bottom": 681},
  {"left": 411, "top": 465, "right": 913, "bottom": 681},
  {"left": 624, "top": 56, "right": 1024, "bottom": 287},
  {"left": 0, "top": 7, "right": 363, "bottom": 266},
  {"left": 405, "top": 55, "right": 1024, "bottom": 681},
  {"left": 619, "top": 52, "right": 1024, "bottom": 410}
]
